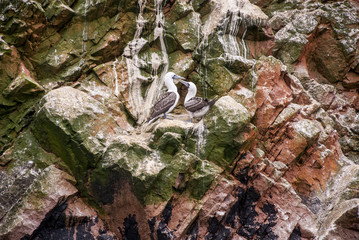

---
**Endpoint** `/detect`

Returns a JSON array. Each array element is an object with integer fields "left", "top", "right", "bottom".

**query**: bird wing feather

[
  {"left": 184, "top": 97, "right": 207, "bottom": 112},
  {"left": 149, "top": 92, "right": 177, "bottom": 119}
]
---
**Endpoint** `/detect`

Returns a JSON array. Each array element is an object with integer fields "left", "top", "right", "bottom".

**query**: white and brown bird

[
  {"left": 147, "top": 72, "right": 185, "bottom": 124},
  {"left": 179, "top": 80, "right": 217, "bottom": 122}
]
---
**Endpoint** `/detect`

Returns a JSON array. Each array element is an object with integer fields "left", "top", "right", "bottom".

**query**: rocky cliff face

[{"left": 1, "top": 0, "right": 359, "bottom": 239}]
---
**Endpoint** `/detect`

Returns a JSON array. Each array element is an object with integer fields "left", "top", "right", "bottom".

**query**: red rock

[
  {"left": 306, "top": 25, "right": 349, "bottom": 84},
  {"left": 0, "top": 167, "right": 78, "bottom": 240},
  {"left": 344, "top": 71, "right": 359, "bottom": 89},
  {"left": 253, "top": 58, "right": 293, "bottom": 132}
]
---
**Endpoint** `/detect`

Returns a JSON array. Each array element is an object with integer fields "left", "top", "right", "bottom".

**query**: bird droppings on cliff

[
  {"left": 147, "top": 72, "right": 185, "bottom": 124},
  {"left": 2, "top": 0, "right": 359, "bottom": 239},
  {"left": 180, "top": 80, "right": 217, "bottom": 122}
]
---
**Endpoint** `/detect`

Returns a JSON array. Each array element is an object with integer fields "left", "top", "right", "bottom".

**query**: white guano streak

[
  {"left": 123, "top": 0, "right": 169, "bottom": 124},
  {"left": 142, "top": 0, "right": 169, "bottom": 122}
]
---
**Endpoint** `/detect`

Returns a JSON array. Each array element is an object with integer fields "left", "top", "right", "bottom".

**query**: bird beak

[
  {"left": 179, "top": 80, "right": 190, "bottom": 88},
  {"left": 173, "top": 74, "right": 185, "bottom": 80}
]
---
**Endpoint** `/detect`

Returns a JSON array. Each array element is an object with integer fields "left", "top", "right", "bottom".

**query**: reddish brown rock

[
  {"left": 306, "top": 25, "right": 349, "bottom": 84},
  {"left": 344, "top": 71, "right": 359, "bottom": 89},
  {"left": 1, "top": 1, "right": 359, "bottom": 240},
  {"left": 0, "top": 166, "right": 78, "bottom": 240},
  {"left": 253, "top": 57, "right": 293, "bottom": 132}
]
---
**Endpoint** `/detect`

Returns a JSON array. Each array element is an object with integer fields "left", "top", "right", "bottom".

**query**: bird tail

[
  {"left": 146, "top": 117, "right": 154, "bottom": 124},
  {"left": 146, "top": 115, "right": 160, "bottom": 124},
  {"left": 208, "top": 97, "right": 217, "bottom": 107}
]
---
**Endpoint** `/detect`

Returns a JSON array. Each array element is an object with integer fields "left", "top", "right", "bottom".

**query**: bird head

[
  {"left": 179, "top": 80, "right": 197, "bottom": 92},
  {"left": 164, "top": 72, "right": 185, "bottom": 89}
]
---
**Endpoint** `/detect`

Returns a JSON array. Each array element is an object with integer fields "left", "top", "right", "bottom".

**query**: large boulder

[
  {"left": 204, "top": 96, "right": 252, "bottom": 168},
  {"left": 32, "top": 86, "right": 123, "bottom": 183},
  {"left": 166, "top": 12, "right": 201, "bottom": 52},
  {"left": 0, "top": 164, "right": 77, "bottom": 239}
]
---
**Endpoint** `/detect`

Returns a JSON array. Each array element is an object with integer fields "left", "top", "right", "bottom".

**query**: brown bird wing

[
  {"left": 184, "top": 97, "right": 207, "bottom": 112},
  {"left": 149, "top": 92, "right": 177, "bottom": 120}
]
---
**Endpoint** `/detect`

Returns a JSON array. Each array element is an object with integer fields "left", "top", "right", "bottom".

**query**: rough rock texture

[{"left": 1, "top": 0, "right": 359, "bottom": 239}]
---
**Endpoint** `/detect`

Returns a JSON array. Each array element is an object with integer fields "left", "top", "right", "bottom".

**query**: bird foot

[{"left": 163, "top": 113, "right": 173, "bottom": 120}]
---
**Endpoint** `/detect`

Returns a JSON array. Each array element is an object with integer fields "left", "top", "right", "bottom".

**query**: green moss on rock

[
  {"left": 157, "top": 132, "right": 182, "bottom": 155},
  {"left": 3, "top": 73, "right": 44, "bottom": 103},
  {"left": 192, "top": 0, "right": 210, "bottom": 12},
  {"left": 165, "top": 1, "right": 193, "bottom": 23},
  {"left": 166, "top": 12, "right": 201, "bottom": 52},
  {"left": 91, "top": 130, "right": 220, "bottom": 205},
  {"left": 168, "top": 50, "right": 196, "bottom": 77},
  {"left": 32, "top": 86, "right": 121, "bottom": 187},
  {"left": 188, "top": 159, "right": 222, "bottom": 199},
  {"left": 9, "top": 130, "right": 60, "bottom": 169},
  {"left": 203, "top": 96, "right": 252, "bottom": 168}
]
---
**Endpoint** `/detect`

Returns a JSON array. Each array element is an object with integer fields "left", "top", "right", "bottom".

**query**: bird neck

[
  {"left": 165, "top": 79, "right": 177, "bottom": 92},
  {"left": 185, "top": 87, "right": 197, "bottom": 102}
]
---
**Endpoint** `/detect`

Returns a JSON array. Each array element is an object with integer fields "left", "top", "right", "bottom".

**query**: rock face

[{"left": 1, "top": 0, "right": 359, "bottom": 239}]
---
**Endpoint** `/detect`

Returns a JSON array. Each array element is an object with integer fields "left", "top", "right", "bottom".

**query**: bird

[
  {"left": 147, "top": 72, "right": 185, "bottom": 124},
  {"left": 179, "top": 80, "right": 217, "bottom": 122}
]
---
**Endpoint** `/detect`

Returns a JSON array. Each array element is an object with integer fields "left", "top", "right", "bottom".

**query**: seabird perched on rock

[
  {"left": 147, "top": 72, "right": 185, "bottom": 124},
  {"left": 180, "top": 80, "right": 217, "bottom": 122}
]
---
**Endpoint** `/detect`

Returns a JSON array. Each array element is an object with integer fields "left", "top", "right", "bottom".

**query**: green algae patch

[
  {"left": 32, "top": 110, "right": 95, "bottom": 183},
  {"left": 152, "top": 119, "right": 195, "bottom": 141},
  {"left": 168, "top": 50, "right": 196, "bottom": 77},
  {"left": 94, "top": 134, "right": 165, "bottom": 204},
  {"left": 8, "top": 130, "right": 61, "bottom": 170},
  {"left": 156, "top": 132, "right": 182, "bottom": 155},
  {"left": 165, "top": 0, "right": 192, "bottom": 23},
  {"left": 3, "top": 73, "right": 44, "bottom": 103},
  {"left": 32, "top": 86, "right": 121, "bottom": 188},
  {"left": 91, "top": 132, "right": 219, "bottom": 206},
  {"left": 192, "top": 0, "right": 210, "bottom": 12},
  {"left": 0, "top": 97, "right": 40, "bottom": 152},
  {"left": 166, "top": 11, "right": 202, "bottom": 52},
  {"left": 151, "top": 119, "right": 199, "bottom": 155},
  {"left": 0, "top": 72, "right": 44, "bottom": 151},
  {"left": 203, "top": 96, "right": 252, "bottom": 168},
  {"left": 0, "top": 36, "right": 12, "bottom": 57},
  {"left": 188, "top": 159, "right": 222, "bottom": 199},
  {"left": 205, "top": 60, "right": 240, "bottom": 96}
]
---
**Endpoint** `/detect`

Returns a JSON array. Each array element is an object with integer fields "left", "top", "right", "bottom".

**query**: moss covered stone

[
  {"left": 165, "top": 0, "right": 193, "bottom": 23},
  {"left": 0, "top": 72, "right": 44, "bottom": 151},
  {"left": 90, "top": 129, "right": 221, "bottom": 205},
  {"left": 168, "top": 50, "right": 196, "bottom": 77},
  {"left": 153, "top": 119, "right": 195, "bottom": 140},
  {"left": 164, "top": 33, "right": 180, "bottom": 54},
  {"left": 192, "top": 0, "right": 210, "bottom": 12},
  {"left": 203, "top": 96, "right": 252, "bottom": 168},
  {"left": 72, "top": 0, "right": 119, "bottom": 21},
  {"left": 3, "top": 73, "right": 44, "bottom": 103},
  {"left": 0, "top": 36, "right": 11, "bottom": 58},
  {"left": 205, "top": 60, "right": 240, "bottom": 96},
  {"left": 157, "top": 132, "right": 182, "bottom": 155},
  {"left": 166, "top": 12, "right": 201, "bottom": 52},
  {"left": 152, "top": 119, "right": 198, "bottom": 154},
  {"left": 32, "top": 86, "right": 121, "bottom": 184},
  {"left": 274, "top": 24, "right": 308, "bottom": 65},
  {"left": 95, "top": 135, "right": 202, "bottom": 204},
  {"left": 44, "top": 0, "right": 75, "bottom": 28},
  {"left": 8, "top": 130, "right": 60, "bottom": 170},
  {"left": 187, "top": 159, "right": 222, "bottom": 199}
]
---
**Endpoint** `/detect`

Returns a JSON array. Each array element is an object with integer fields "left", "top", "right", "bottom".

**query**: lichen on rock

[{"left": 1, "top": 0, "right": 359, "bottom": 239}]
